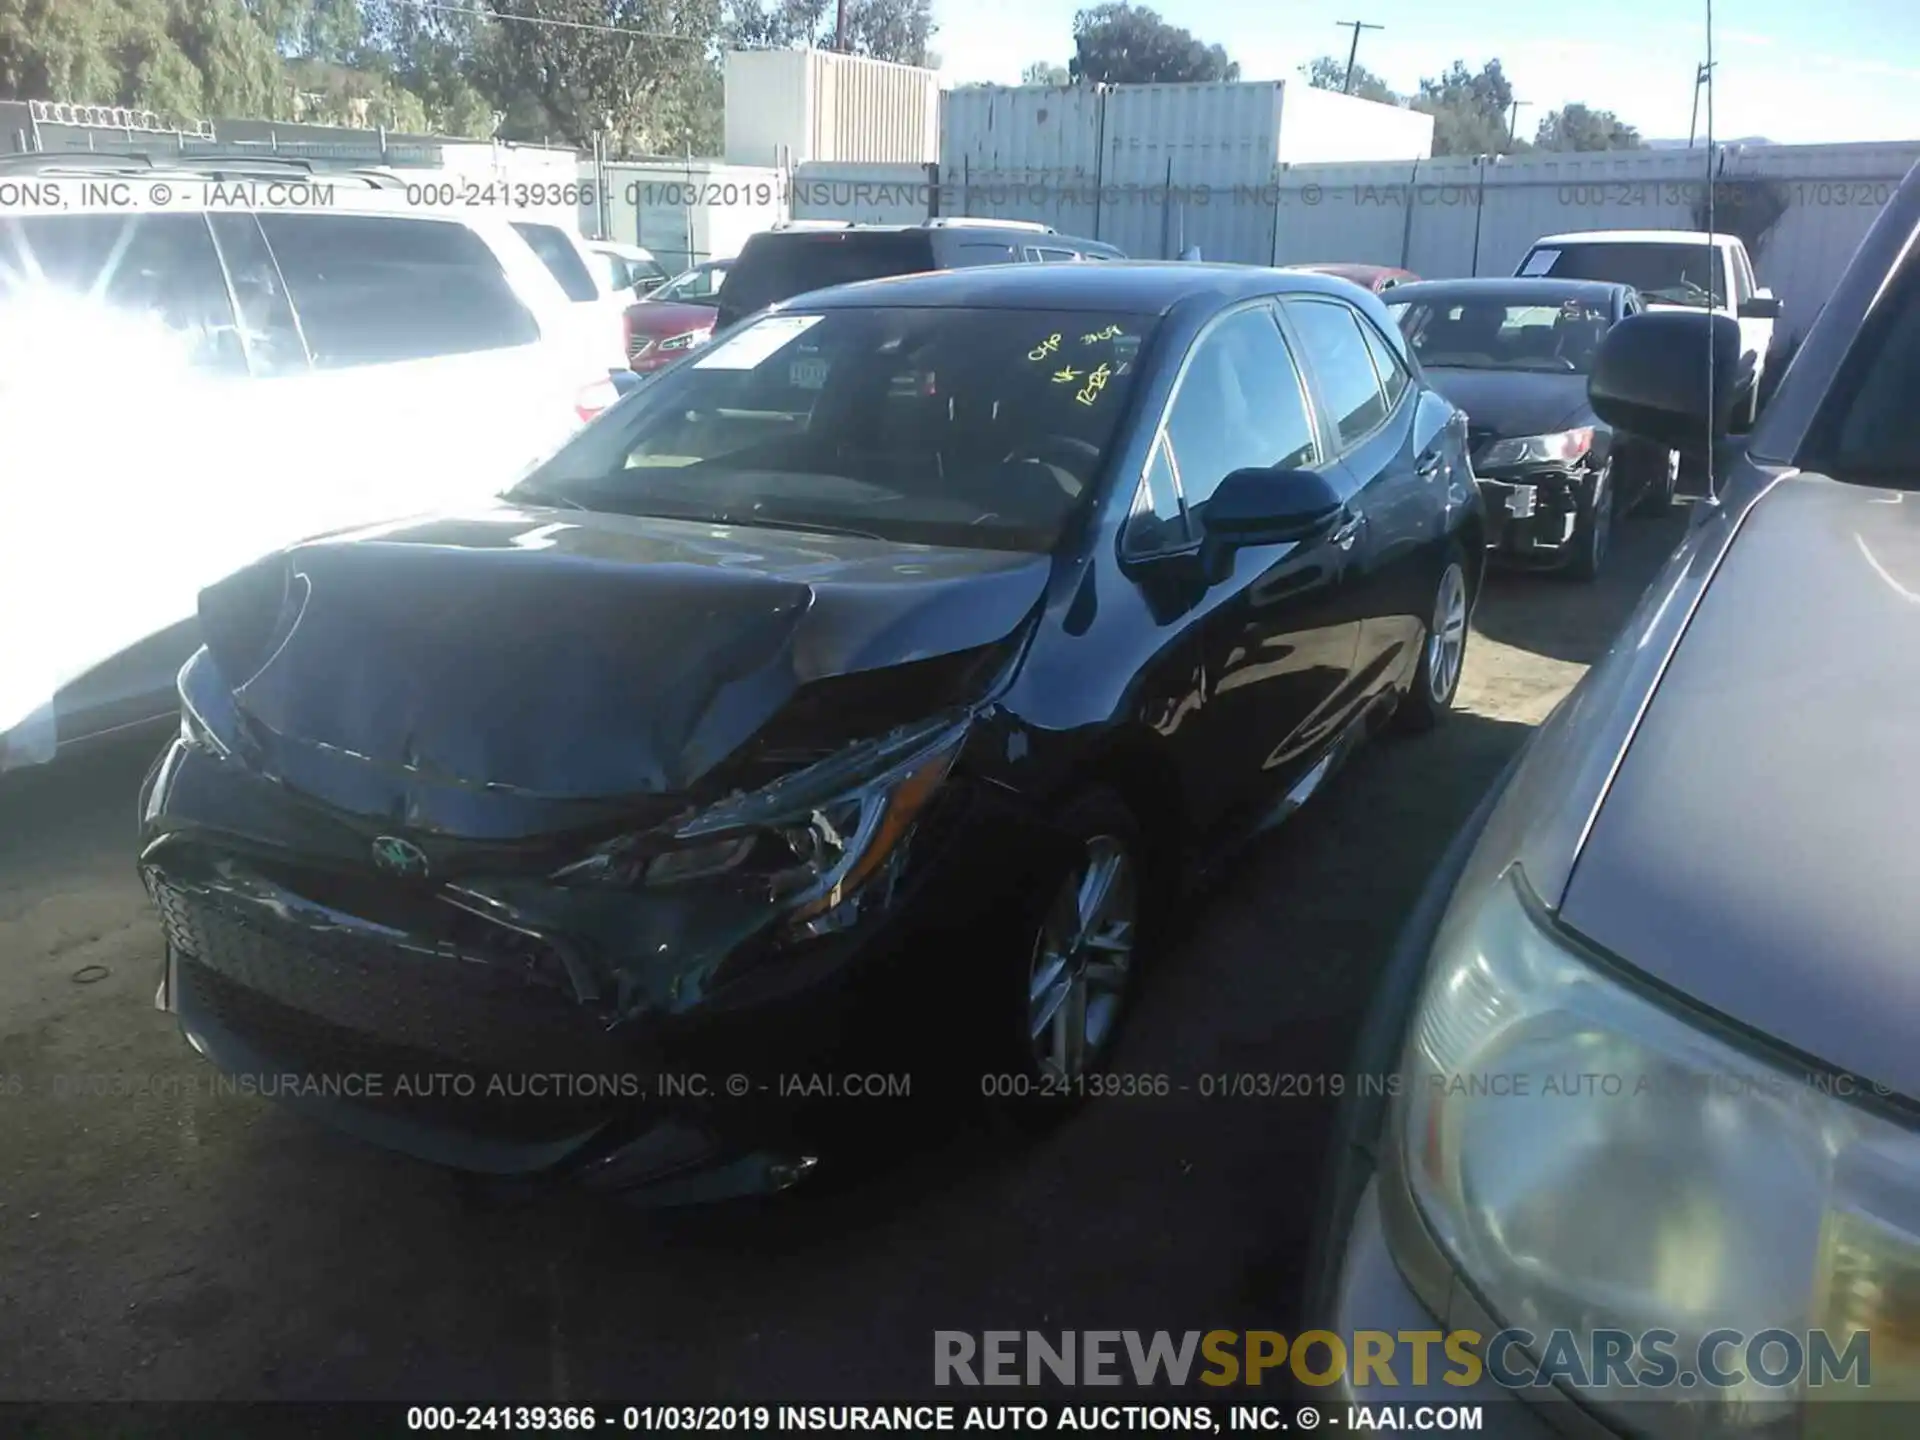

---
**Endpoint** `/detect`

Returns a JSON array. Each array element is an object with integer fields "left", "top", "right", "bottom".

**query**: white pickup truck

[{"left": 1516, "top": 229, "right": 1781, "bottom": 422}]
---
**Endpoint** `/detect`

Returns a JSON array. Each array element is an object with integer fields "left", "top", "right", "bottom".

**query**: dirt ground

[{"left": 0, "top": 512, "right": 1685, "bottom": 1404}]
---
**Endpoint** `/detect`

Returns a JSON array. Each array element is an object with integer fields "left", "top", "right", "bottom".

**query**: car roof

[
  {"left": 1385, "top": 277, "right": 1630, "bottom": 305},
  {"left": 1532, "top": 229, "right": 1732, "bottom": 247},
  {"left": 776, "top": 261, "right": 1361, "bottom": 314}
]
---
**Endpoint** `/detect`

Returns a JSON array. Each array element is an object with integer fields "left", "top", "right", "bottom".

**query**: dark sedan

[
  {"left": 138, "top": 263, "right": 1483, "bottom": 1204},
  {"left": 1386, "top": 277, "right": 1679, "bottom": 580}
]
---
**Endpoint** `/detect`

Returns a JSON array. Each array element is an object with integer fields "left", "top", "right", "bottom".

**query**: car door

[
  {"left": 1280, "top": 294, "right": 1454, "bottom": 713},
  {"left": 1138, "top": 301, "right": 1363, "bottom": 829}
]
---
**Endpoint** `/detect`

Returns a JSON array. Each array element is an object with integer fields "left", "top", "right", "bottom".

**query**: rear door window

[
  {"left": 1283, "top": 298, "right": 1390, "bottom": 449},
  {"left": 511, "top": 222, "right": 601, "bottom": 303},
  {"left": 0, "top": 212, "right": 248, "bottom": 376},
  {"left": 258, "top": 213, "right": 542, "bottom": 369}
]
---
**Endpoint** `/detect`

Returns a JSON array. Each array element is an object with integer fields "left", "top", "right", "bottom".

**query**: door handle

[
  {"left": 1331, "top": 509, "right": 1364, "bottom": 551},
  {"left": 1415, "top": 449, "right": 1444, "bottom": 479}
]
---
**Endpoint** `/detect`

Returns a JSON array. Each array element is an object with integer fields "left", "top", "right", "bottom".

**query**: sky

[{"left": 928, "top": 0, "right": 1920, "bottom": 145}]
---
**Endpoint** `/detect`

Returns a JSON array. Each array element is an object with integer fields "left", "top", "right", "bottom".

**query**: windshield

[
  {"left": 654, "top": 264, "right": 727, "bottom": 304},
  {"left": 1524, "top": 242, "right": 1728, "bottom": 308},
  {"left": 1389, "top": 295, "right": 1613, "bottom": 373},
  {"left": 718, "top": 232, "right": 935, "bottom": 324},
  {"left": 510, "top": 306, "right": 1156, "bottom": 552}
]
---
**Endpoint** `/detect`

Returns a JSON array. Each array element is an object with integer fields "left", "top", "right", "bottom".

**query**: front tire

[
  {"left": 1395, "top": 543, "right": 1470, "bottom": 733},
  {"left": 992, "top": 787, "right": 1146, "bottom": 1119}
]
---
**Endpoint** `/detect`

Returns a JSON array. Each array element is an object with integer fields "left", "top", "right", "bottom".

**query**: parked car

[
  {"left": 139, "top": 263, "right": 1481, "bottom": 1205},
  {"left": 508, "top": 217, "right": 634, "bottom": 371},
  {"left": 1307, "top": 159, "right": 1920, "bottom": 1435},
  {"left": 1516, "top": 228, "right": 1780, "bottom": 425},
  {"left": 712, "top": 220, "right": 1125, "bottom": 333},
  {"left": 1384, "top": 277, "right": 1679, "bottom": 580},
  {"left": 586, "top": 239, "right": 668, "bottom": 298},
  {"left": 0, "top": 160, "right": 610, "bottom": 773},
  {"left": 625, "top": 259, "right": 730, "bottom": 372},
  {"left": 1285, "top": 263, "right": 1420, "bottom": 294}
]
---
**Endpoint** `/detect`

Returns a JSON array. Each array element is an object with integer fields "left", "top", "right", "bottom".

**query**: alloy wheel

[
  {"left": 1427, "top": 561, "right": 1469, "bottom": 706},
  {"left": 1027, "top": 836, "right": 1137, "bottom": 1081}
]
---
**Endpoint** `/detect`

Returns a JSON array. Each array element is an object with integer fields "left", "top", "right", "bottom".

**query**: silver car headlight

[
  {"left": 1477, "top": 427, "right": 1594, "bottom": 468},
  {"left": 1395, "top": 868, "right": 1919, "bottom": 1432},
  {"left": 551, "top": 715, "right": 966, "bottom": 937}
]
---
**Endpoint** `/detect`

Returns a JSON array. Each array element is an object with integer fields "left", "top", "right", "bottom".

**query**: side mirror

[
  {"left": 1202, "top": 467, "right": 1344, "bottom": 546},
  {"left": 1738, "top": 295, "right": 1781, "bottom": 320},
  {"left": 1590, "top": 311, "right": 1746, "bottom": 457}
]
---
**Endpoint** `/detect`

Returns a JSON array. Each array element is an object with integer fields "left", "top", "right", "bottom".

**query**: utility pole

[
  {"left": 1506, "top": 99, "right": 1529, "bottom": 150},
  {"left": 1688, "top": 62, "right": 1715, "bottom": 147},
  {"left": 1336, "top": 21, "right": 1384, "bottom": 94},
  {"left": 833, "top": 0, "right": 848, "bottom": 52}
]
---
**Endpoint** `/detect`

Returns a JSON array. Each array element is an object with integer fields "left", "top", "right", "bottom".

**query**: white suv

[{"left": 0, "top": 159, "right": 622, "bottom": 771}]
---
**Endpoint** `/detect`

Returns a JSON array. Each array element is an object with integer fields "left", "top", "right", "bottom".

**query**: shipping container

[
  {"left": 723, "top": 49, "right": 939, "bottom": 167},
  {"left": 589, "top": 159, "right": 787, "bottom": 273},
  {"left": 937, "top": 80, "right": 1431, "bottom": 259}
]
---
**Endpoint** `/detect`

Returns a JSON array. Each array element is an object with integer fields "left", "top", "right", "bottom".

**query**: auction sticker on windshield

[
  {"left": 1519, "top": 249, "right": 1560, "bottom": 276},
  {"left": 694, "top": 314, "right": 823, "bottom": 369}
]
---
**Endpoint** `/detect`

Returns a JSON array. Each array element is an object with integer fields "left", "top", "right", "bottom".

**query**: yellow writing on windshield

[
  {"left": 1028, "top": 333, "right": 1063, "bottom": 360},
  {"left": 1081, "top": 324, "right": 1123, "bottom": 344},
  {"left": 1076, "top": 362, "right": 1113, "bottom": 406},
  {"left": 1052, "top": 365, "right": 1082, "bottom": 383}
]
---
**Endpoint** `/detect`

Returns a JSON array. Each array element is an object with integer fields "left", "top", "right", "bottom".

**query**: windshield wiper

[
  {"left": 711, "top": 512, "right": 886, "bottom": 541},
  {"left": 507, "top": 479, "right": 593, "bottom": 511}
]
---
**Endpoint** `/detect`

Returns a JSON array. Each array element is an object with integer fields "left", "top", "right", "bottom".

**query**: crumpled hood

[
  {"left": 1421, "top": 367, "right": 1592, "bottom": 442},
  {"left": 198, "top": 504, "right": 1049, "bottom": 805}
]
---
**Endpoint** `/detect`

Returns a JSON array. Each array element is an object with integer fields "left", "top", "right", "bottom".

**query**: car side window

[
  {"left": 956, "top": 241, "right": 1020, "bottom": 265},
  {"left": 511, "top": 222, "right": 600, "bottom": 302},
  {"left": 0, "top": 212, "right": 249, "bottom": 377},
  {"left": 257, "top": 214, "right": 542, "bottom": 370},
  {"left": 1732, "top": 247, "right": 1757, "bottom": 304},
  {"left": 1356, "top": 316, "right": 1411, "bottom": 410},
  {"left": 206, "top": 213, "right": 308, "bottom": 378},
  {"left": 1160, "top": 306, "right": 1319, "bottom": 518},
  {"left": 1283, "top": 298, "right": 1389, "bottom": 449}
]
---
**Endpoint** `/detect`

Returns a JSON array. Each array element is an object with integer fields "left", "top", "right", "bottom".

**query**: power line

[
  {"left": 415, "top": 2, "right": 732, "bottom": 46},
  {"left": 1335, "top": 20, "right": 1383, "bottom": 94}
]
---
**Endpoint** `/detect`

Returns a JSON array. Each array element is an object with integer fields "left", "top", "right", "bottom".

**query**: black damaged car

[
  {"left": 1384, "top": 277, "right": 1682, "bottom": 581},
  {"left": 139, "top": 263, "right": 1483, "bottom": 1203}
]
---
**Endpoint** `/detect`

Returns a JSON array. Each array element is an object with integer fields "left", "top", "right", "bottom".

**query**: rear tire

[{"left": 1395, "top": 542, "right": 1470, "bottom": 733}]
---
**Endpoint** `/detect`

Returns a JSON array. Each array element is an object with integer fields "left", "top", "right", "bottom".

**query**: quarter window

[
  {"left": 1284, "top": 299, "right": 1389, "bottom": 448},
  {"left": 1356, "top": 317, "right": 1411, "bottom": 410},
  {"left": 1125, "top": 433, "right": 1189, "bottom": 553}
]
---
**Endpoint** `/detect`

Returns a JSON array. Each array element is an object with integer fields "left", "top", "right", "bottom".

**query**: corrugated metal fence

[{"left": 792, "top": 140, "right": 1920, "bottom": 342}]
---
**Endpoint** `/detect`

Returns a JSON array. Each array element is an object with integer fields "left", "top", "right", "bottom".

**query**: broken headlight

[{"left": 550, "top": 715, "right": 968, "bottom": 934}]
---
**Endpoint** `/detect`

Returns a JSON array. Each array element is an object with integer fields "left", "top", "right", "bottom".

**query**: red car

[
  {"left": 623, "top": 260, "right": 729, "bottom": 372},
  {"left": 1283, "top": 263, "right": 1419, "bottom": 294}
]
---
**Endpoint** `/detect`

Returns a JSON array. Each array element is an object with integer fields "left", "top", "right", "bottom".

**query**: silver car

[{"left": 1308, "top": 158, "right": 1920, "bottom": 1436}]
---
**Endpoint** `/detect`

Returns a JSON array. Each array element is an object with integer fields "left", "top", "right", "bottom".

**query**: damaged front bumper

[
  {"left": 138, "top": 731, "right": 1062, "bottom": 1205},
  {"left": 1473, "top": 466, "right": 1599, "bottom": 567}
]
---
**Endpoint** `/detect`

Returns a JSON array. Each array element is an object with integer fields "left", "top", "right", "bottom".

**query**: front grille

[
  {"left": 180, "top": 959, "right": 623, "bottom": 1141},
  {"left": 149, "top": 871, "right": 636, "bottom": 1083}
]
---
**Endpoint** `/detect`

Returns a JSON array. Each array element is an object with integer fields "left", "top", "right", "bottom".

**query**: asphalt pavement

[{"left": 0, "top": 511, "right": 1687, "bottom": 1403}]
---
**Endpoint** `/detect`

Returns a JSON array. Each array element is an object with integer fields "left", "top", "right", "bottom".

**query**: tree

[
  {"left": 1302, "top": 53, "right": 1398, "bottom": 105},
  {"left": 1068, "top": 3, "right": 1238, "bottom": 85},
  {"left": 481, "top": 0, "right": 725, "bottom": 154},
  {"left": 1534, "top": 102, "right": 1643, "bottom": 152},
  {"left": 1022, "top": 60, "right": 1069, "bottom": 85},
  {"left": 1412, "top": 58, "right": 1524, "bottom": 156},
  {"left": 725, "top": 0, "right": 935, "bottom": 65}
]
